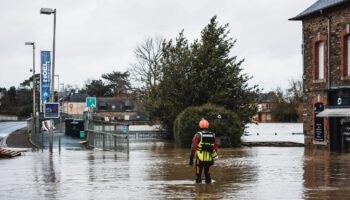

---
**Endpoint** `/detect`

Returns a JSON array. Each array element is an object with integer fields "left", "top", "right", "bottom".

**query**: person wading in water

[{"left": 189, "top": 118, "right": 218, "bottom": 184}]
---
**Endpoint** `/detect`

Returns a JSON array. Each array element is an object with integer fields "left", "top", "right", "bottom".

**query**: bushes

[{"left": 174, "top": 103, "right": 243, "bottom": 148}]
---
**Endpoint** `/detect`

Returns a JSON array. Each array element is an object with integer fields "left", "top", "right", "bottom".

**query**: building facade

[
  {"left": 256, "top": 92, "right": 274, "bottom": 123},
  {"left": 291, "top": 0, "right": 350, "bottom": 150}
]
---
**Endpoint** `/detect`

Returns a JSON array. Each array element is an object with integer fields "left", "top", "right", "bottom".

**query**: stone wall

[{"left": 302, "top": 6, "right": 350, "bottom": 147}]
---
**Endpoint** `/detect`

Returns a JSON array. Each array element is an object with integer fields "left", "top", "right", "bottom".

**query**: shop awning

[{"left": 317, "top": 108, "right": 350, "bottom": 117}]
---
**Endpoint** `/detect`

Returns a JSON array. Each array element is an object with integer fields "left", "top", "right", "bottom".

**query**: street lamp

[
  {"left": 41, "top": 7, "right": 56, "bottom": 153},
  {"left": 25, "top": 42, "right": 36, "bottom": 135},
  {"left": 40, "top": 7, "right": 56, "bottom": 103}
]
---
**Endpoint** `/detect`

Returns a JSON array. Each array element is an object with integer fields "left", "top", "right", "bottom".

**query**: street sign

[
  {"left": 86, "top": 97, "right": 97, "bottom": 108},
  {"left": 44, "top": 103, "right": 60, "bottom": 118}
]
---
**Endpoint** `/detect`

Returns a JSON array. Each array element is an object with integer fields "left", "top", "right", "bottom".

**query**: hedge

[{"left": 174, "top": 103, "right": 243, "bottom": 147}]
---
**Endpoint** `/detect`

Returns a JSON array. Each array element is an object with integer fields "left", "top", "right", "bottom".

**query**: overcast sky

[{"left": 0, "top": 0, "right": 315, "bottom": 92}]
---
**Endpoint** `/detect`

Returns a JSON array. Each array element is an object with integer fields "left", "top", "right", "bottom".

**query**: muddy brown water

[{"left": 0, "top": 141, "right": 349, "bottom": 199}]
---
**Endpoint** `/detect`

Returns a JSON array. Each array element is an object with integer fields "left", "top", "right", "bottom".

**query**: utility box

[
  {"left": 70, "top": 120, "right": 84, "bottom": 138},
  {"left": 80, "top": 131, "right": 86, "bottom": 138},
  {"left": 65, "top": 118, "right": 74, "bottom": 135}
]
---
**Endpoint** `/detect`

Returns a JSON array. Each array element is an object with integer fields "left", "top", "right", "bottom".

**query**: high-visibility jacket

[{"left": 196, "top": 131, "right": 215, "bottom": 161}]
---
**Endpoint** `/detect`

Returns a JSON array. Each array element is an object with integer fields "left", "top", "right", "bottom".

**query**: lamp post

[
  {"left": 25, "top": 42, "right": 36, "bottom": 136},
  {"left": 40, "top": 8, "right": 56, "bottom": 103},
  {"left": 41, "top": 7, "right": 56, "bottom": 153}
]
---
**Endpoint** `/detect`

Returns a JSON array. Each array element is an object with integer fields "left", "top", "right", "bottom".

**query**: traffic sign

[
  {"left": 86, "top": 97, "right": 97, "bottom": 108},
  {"left": 44, "top": 103, "right": 60, "bottom": 118}
]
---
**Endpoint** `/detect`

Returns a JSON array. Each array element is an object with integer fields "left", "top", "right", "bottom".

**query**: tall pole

[
  {"left": 50, "top": 9, "right": 56, "bottom": 153},
  {"left": 40, "top": 7, "right": 57, "bottom": 153},
  {"left": 50, "top": 9, "right": 56, "bottom": 103},
  {"left": 32, "top": 44, "right": 36, "bottom": 135},
  {"left": 25, "top": 42, "right": 36, "bottom": 137}
]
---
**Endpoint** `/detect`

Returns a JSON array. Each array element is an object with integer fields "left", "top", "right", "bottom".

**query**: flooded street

[{"left": 1, "top": 142, "right": 350, "bottom": 199}]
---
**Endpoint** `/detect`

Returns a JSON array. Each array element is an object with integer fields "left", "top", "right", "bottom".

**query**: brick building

[
  {"left": 256, "top": 92, "right": 274, "bottom": 123},
  {"left": 290, "top": 0, "right": 350, "bottom": 150}
]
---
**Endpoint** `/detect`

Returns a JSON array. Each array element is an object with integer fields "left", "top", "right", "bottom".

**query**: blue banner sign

[
  {"left": 41, "top": 51, "right": 51, "bottom": 101},
  {"left": 44, "top": 103, "right": 60, "bottom": 118}
]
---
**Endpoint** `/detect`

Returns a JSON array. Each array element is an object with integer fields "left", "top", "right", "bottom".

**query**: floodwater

[{"left": 1, "top": 142, "right": 350, "bottom": 200}]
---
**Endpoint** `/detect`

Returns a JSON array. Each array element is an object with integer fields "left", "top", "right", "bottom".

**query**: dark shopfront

[{"left": 318, "top": 89, "right": 350, "bottom": 151}]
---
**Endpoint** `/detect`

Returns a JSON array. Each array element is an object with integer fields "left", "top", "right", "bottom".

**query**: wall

[{"left": 302, "top": 6, "right": 350, "bottom": 147}]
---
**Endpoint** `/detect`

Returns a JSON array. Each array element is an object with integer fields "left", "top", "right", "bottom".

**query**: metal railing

[
  {"left": 86, "top": 120, "right": 129, "bottom": 152},
  {"left": 86, "top": 130, "right": 129, "bottom": 152},
  {"left": 128, "top": 131, "right": 166, "bottom": 141}
]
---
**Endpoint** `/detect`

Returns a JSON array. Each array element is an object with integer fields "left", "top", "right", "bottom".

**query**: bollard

[
  {"left": 102, "top": 134, "right": 105, "bottom": 150},
  {"left": 114, "top": 135, "right": 117, "bottom": 151}
]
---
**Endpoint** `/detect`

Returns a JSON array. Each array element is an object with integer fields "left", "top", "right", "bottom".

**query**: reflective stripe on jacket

[{"left": 196, "top": 131, "right": 215, "bottom": 161}]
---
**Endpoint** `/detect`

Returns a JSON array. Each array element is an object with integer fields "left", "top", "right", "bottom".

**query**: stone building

[{"left": 290, "top": 0, "right": 350, "bottom": 150}]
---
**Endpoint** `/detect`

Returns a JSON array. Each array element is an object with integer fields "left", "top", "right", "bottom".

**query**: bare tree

[{"left": 129, "top": 37, "right": 164, "bottom": 91}]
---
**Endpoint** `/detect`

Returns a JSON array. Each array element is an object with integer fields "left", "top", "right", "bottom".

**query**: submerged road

[
  {"left": 0, "top": 121, "right": 26, "bottom": 138},
  {"left": 1, "top": 142, "right": 350, "bottom": 199}
]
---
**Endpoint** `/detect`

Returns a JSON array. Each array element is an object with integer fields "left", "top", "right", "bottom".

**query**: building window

[
  {"left": 266, "top": 103, "right": 270, "bottom": 111},
  {"left": 341, "top": 30, "right": 350, "bottom": 77},
  {"left": 267, "top": 114, "right": 271, "bottom": 121},
  {"left": 348, "top": 36, "right": 350, "bottom": 75},
  {"left": 312, "top": 34, "right": 327, "bottom": 81},
  {"left": 317, "top": 42, "right": 324, "bottom": 80}
]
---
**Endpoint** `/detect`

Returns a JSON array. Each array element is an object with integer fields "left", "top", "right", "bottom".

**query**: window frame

[
  {"left": 312, "top": 34, "right": 327, "bottom": 81},
  {"left": 341, "top": 29, "right": 350, "bottom": 77}
]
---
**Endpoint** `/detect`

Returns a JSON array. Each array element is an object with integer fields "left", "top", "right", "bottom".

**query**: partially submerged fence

[
  {"left": 128, "top": 131, "right": 166, "bottom": 141},
  {"left": 86, "top": 120, "right": 129, "bottom": 152}
]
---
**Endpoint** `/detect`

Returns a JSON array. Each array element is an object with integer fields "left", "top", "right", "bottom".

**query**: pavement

[
  {"left": 0, "top": 121, "right": 26, "bottom": 138},
  {"left": 4, "top": 123, "right": 83, "bottom": 149},
  {"left": 6, "top": 128, "right": 35, "bottom": 148}
]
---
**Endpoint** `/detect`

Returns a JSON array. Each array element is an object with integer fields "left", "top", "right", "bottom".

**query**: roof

[
  {"left": 67, "top": 93, "right": 88, "bottom": 102},
  {"left": 289, "top": 0, "right": 349, "bottom": 20},
  {"left": 258, "top": 92, "right": 274, "bottom": 103}
]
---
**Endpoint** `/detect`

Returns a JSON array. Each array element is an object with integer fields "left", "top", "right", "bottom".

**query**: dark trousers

[{"left": 195, "top": 158, "right": 212, "bottom": 184}]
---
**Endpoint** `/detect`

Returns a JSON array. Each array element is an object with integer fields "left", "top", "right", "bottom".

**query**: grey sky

[{"left": 0, "top": 0, "right": 314, "bottom": 92}]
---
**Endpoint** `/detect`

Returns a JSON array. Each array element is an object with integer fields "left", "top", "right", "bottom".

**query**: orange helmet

[{"left": 199, "top": 118, "right": 209, "bottom": 129}]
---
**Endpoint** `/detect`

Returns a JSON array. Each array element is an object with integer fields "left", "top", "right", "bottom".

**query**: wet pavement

[
  {"left": 0, "top": 121, "right": 26, "bottom": 138},
  {"left": 1, "top": 141, "right": 350, "bottom": 199}
]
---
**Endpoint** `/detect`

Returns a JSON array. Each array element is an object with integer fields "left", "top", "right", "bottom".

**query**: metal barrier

[
  {"left": 128, "top": 131, "right": 166, "bottom": 141},
  {"left": 86, "top": 130, "right": 129, "bottom": 152},
  {"left": 86, "top": 120, "right": 129, "bottom": 152}
]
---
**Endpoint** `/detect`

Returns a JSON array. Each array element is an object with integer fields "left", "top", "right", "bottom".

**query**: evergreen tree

[
  {"left": 102, "top": 71, "right": 131, "bottom": 96},
  {"left": 84, "top": 79, "right": 111, "bottom": 97},
  {"left": 147, "top": 16, "right": 259, "bottom": 137}
]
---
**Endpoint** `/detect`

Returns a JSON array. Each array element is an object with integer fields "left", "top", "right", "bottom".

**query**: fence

[
  {"left": 128, "top": 131, "right": 166, "bottom": 141},
  {"left": 86, "top": 120, "right": 129, "bottom": 152}
]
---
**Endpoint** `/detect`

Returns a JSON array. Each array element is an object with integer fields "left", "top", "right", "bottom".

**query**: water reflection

[
  {"left": 303, "top": 148, "right": 350, "bottom": 199},
  {"left": 2, "top": 142, "right": 350, "bottom": 199}
]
